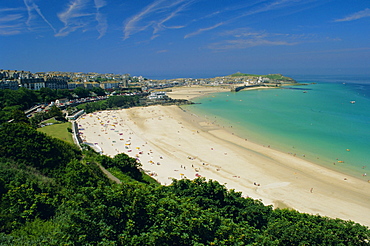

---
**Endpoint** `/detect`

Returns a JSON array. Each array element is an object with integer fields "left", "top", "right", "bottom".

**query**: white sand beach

[
  {"left": 77, "top": 87, "right": 370, "bottom": 227},
  {"left": 166, "top": 85, "right": 230, "bottom": 100}
]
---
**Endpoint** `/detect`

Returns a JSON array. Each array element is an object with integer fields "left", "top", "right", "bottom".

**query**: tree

[
  {"left": 0, "top": 123, "right": 81, "bottom": 172},
  {"left": 38, "top": 87, "right": 56, "bottom": 103},
  {"left": 2, "top": 88, "right": 38, "bottom": 110},
  {"left": 11, "top": 110, "right": 30, "bottom": 124},
  {"left": 74, "top": 87, "right": 90, "bottom": 98},
  {"left": 47, "top": 105, "right": 64, "bottom": 121},
  {"left": 98, "top": 153, "right": 143, "bottom": 181},
  {"left": 55, "top": 89, "right": 72, "bottom": 99},
  {"left": 91, "top": 87, "right": 106, "bottom": 96}
]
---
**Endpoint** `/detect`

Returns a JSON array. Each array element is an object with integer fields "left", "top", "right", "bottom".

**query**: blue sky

[{"left": 1, "top": 0, "right": 369, "bottom": 79}]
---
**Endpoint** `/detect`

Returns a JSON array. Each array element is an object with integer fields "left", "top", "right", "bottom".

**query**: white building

[{"left": 148, "top": 91, "right": 167, "bottom": 100}]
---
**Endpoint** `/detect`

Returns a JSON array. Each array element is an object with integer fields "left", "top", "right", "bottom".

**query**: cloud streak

[
  {"left": 94, "top": 0, "right": 107, "bottom": 39},
  {"left": 152, "top": 2, "right": 191, "bottom": 36},
  {"left": 335, "top": 8, "right": 370, "bottom": 22},
  {"left": 123, "top": 0, "right": 166, "bottom": 40},
  {"left": 233, "top": 0, "right": 319, "bottom": 23},
  {"left": 56, "top": 0, "right": 92, "bottom": 37},
  {"left": 123, "top": 0, "right": 193, "bottom": 40},
  {"left": 184, "top": 22, "right": 224, "bottom": 39},
  {"left": 56, "top": 0, "right": 107, "bottom": 38},
  {"left": 184, "top": 0, "right": 320, "bottom": 40},
  {"left": 209, "top": 39, "right": 296, "bottom": 50},
  {"left": 0, "top": 9, "right": 25, "bottom": 36},
  {"left": 23, "top": 0, "right": 56, "bottom": 33},
  {"left": 208, "top": 28, "right": 298, "bottom": 50},
  {"left": 288, "top": 47, "right": 370, "bottom": 55}
]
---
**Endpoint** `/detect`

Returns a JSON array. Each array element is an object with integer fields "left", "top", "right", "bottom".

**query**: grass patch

[
  {"left": 107, "top": 167, "right": 160, "bottom": 186},
  {"left": 42, "top": 118, "right": 60, "bottom": 124},
  {"left": 38, "top": 121, "right": 74, "bottom": 144}
]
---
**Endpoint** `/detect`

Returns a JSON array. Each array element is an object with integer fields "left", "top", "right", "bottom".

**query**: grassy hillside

[
  {"left": 0, "top": 122, "right": 369, "bottom": 245},
  {"left": 230, "top": 72, "right": 296, "bottom": 82},
  {"left": 230, "top": 72, "right": 260, "bottom": 77}
]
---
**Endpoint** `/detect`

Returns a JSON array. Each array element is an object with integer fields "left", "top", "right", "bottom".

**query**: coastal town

[
  {"left": 0, "top": 69, "right": 297, "bottom": 92},
  {"left": 1, "top": 68, "right": 370, "bottom": 240},
  {"left": 1, "top": 0, "right": 369, "bottom": 243}
]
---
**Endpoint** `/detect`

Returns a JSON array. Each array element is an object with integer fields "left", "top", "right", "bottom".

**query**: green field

[{"left": 38, "top": 121, "right": 74, "bottom": 144}]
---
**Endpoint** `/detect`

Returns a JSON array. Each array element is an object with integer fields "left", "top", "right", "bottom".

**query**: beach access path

[{"left": 76, "top": 86, "right": 370, "bottom": 227}]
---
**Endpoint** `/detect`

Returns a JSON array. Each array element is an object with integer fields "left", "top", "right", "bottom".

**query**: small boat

[
  {"left": 338, "top": 161, "right": 344, "bottom": 163},
  {"left": 350, "top": 101, "right": 355, "bottom": 104}
]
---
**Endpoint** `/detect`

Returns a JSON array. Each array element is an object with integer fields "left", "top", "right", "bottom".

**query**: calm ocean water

[{"left": 185, "top": 75, "right": 370, "bottom": 180}]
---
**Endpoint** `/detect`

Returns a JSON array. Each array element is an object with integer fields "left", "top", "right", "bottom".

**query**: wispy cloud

[
  {"left": 234, "top": 0, "right": 318, "bottom": 22},
  {"left": 94, "top": 0, "right": 107, "bottom": 39},
  {"left": 0, "top": 24, "right": 24, "bottom": 36},
  {"left": 123, "top": 0, "right": 193, "bottom": 40},
  {"left": 123, "top": 0, "right": 167, "bottom": 40},
  {"left": 184, "top": 0, "right": 319, "bottom": 40},
  {"left": 208, "top": 28, "right": 298, "bottom": 50},
  {"left": 184, "top": 22, "right": 224, "bottom": 39},
  {"left": 56, "top": 0, "right": 93, "bottom": 37},
  {"left": 56, "top": 0, "right": 107, "bottom": 38},
  {"left": 0, "top": 8, "right": 24, "bottom": 13},
  {"left": 23, "top": 0, "right": 56, "bottom": 33},
  {"left": 288, "top": 47, "right": 370, "bottom": 55},
  {"left": 152, "top": 2, "right": 190, "bottom": 37},
  {"left": 157, "top": 49, "right": 169, "bottom": 53},
  {"left": 0, "top": 9, "right": 25, "bottom": 36},
  {"left": 209, "top": 39, "right": 296, "bottom": 50},
  {"left": 334, "top": 8, "right": 370, "bottom": 22},
  {"left": 94, "top": 0, "right": 106, "bottom": 9},
  {"left": 0, "top": 14, "right": 23, "bottom": 23}
]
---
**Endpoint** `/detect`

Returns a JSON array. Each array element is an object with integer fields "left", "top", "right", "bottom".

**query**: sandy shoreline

[
  {"left": 166, "top": 85, "right": 230, "bottom": 100},
  {"left": 166, "top": 85, "right": 270, "bottom": 100},
  {"left": 77, "top": 86, "right": 370, "bottom": 227}
]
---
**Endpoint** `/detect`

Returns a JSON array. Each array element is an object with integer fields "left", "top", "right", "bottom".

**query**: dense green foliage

[
  {"left": 76, "top": 95, "right": 142, "bottom": 113},
  {"left": 98, "top": 153, "right": 143, "bottom": 181},
  {"left": 0, "top": 123, "right": 81, "bottom": 173},
  {"left": 0, "top": 87, "right": 109, "bottom": 124},
  {"left": 28, "top": 105, "right": 66, "bottom": 128},
  {"left": 0, "top": 87, "right": 39, "bottom": 111},
  {"left": 0, "top": 88, "right": 37, "bottom": 123},
  {"left": 0, "top": 122, "right": 369, "bottom": 245},
  {"left": 38, "top": 87, "right": 72, "bottom": 103}
]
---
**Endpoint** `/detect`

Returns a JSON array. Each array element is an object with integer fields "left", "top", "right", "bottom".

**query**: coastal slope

[{"left": 77, "top": 88, "right": 370, "bottom": 227}]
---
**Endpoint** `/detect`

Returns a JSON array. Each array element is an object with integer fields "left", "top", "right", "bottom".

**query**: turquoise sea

[{"left": 185, "top": 75, "right": 370, "bottom": 180}]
